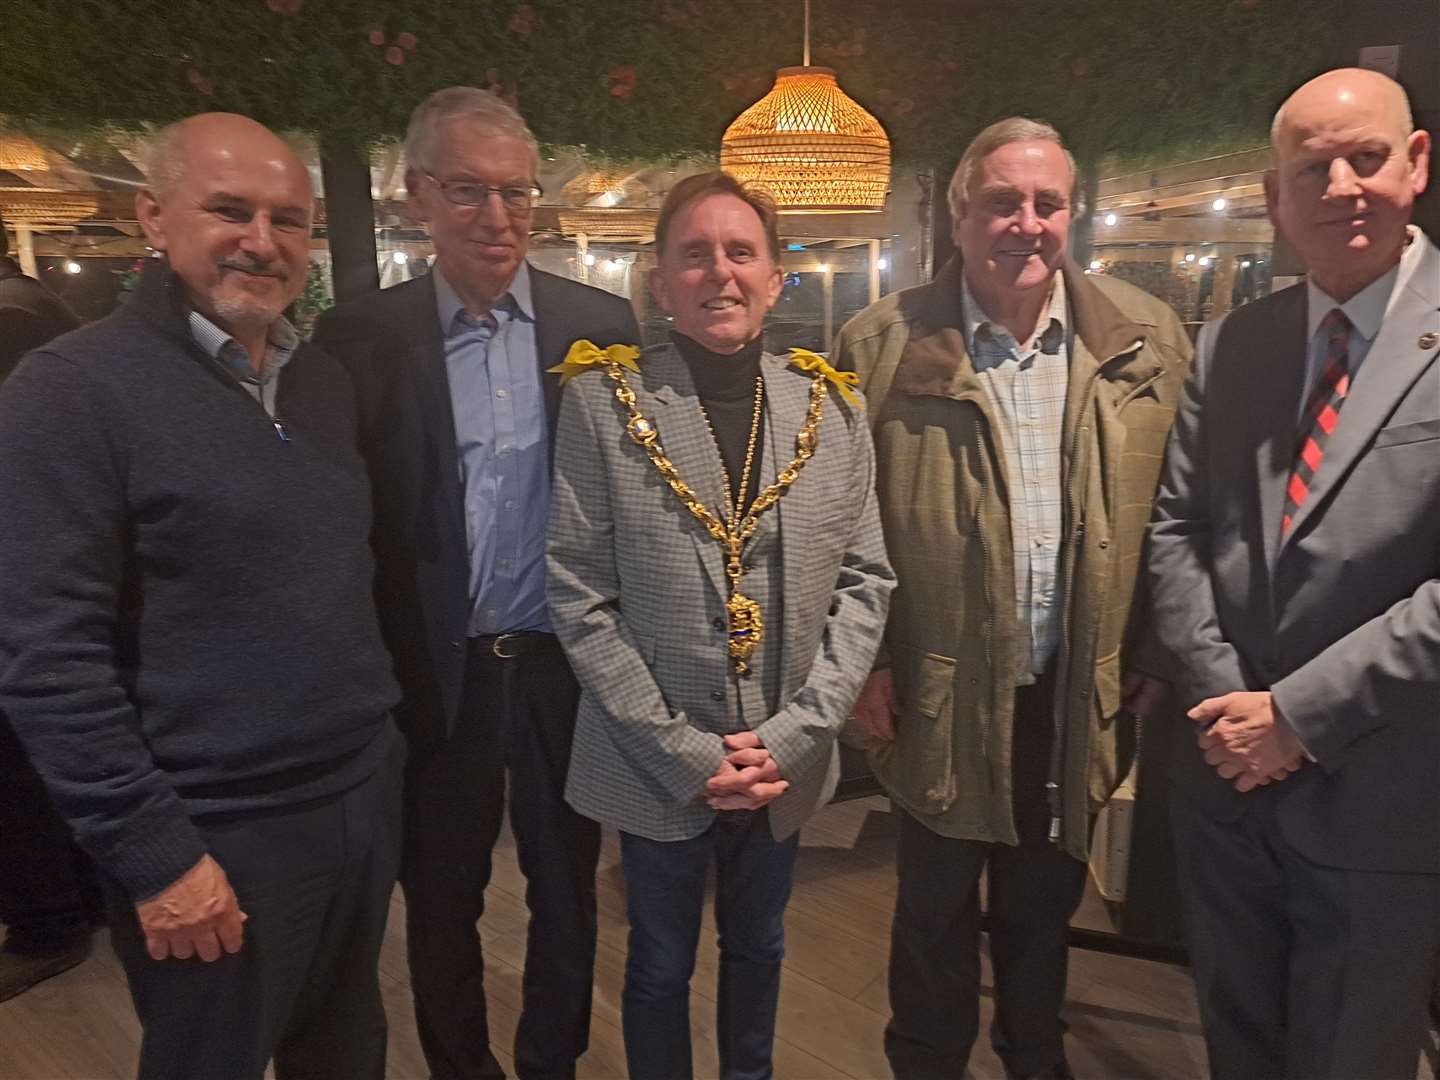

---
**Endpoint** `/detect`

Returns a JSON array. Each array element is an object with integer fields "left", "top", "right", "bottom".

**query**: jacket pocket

[
  {"left": 1373, "top": 417, "right": 1440, "bottom": 448},
  {"left": 1088, "top": 648, "right": 1135, "bottom": 808},
  {"left": 874, "top": 649, "right": 958, "bottom": 813}
]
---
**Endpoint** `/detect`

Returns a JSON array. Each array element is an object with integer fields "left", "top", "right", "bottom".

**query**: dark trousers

[
  {"left": 402, "top": 636, "right": 600, "bottom": 1080},
  {"left": 105, "top": 733, "right": 404, "bottom": 1080},
  {"left": 1173, "top": 791, "right": 1440, "bottom": 1079},
  {"left": 885, "top": 678, "right": 1088, "bottom": 1080},
  {"left": 0, "top": 715, "right": 100, "bottom": 954},
  {"left": 619, "top": 810, "right": 800, "bottom": 1080}
]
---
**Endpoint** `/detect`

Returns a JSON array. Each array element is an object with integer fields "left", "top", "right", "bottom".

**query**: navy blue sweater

[{"left": 0, "top": 265, "right": 399, "bottom": 900}]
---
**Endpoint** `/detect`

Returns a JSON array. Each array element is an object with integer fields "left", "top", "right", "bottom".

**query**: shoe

[{"left": 0, "top": 935, "right": 93, "bottom": 1002}]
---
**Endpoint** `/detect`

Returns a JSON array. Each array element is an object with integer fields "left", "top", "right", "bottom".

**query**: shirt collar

[
  {"left": 433, "top": 259, "right": 534, "bottom": 337},
  {"left": 186, "top": 308, "right": 299, "bottom": 383},
  {"left": 1306, "top": 225, "right": 1423, "bottom": 344},
  {"left": 961, "top": 270, "right": 1067, "bottom": 358}
]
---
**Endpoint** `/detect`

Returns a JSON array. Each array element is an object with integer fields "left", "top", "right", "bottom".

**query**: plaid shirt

[{"left": 963, "top": 274, "right": 1069, "bottom": 686}]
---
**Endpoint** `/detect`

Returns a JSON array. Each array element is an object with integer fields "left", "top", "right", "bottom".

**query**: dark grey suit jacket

[
  {"left": 314, "top": 264, "right": 638, "bottom": 746},
  {"left": 1148, "top": 233, "right": 1440, "bottom": 874}
]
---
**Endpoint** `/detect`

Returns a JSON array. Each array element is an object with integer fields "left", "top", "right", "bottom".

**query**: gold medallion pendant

[
  {"left": 725, "top": 590, "right": 764, "bottom": 674},
  {"left": 593, "top": 348, "right": 829, "bottom": 676}
]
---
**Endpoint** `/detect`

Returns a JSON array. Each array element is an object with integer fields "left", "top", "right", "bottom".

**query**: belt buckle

[{"left": 491, "top": 633, "right": 521, "bottom": 659}]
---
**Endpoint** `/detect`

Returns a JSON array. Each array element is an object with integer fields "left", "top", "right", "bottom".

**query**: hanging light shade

[
  {"left": 721, "top": 66, "right": 890, "bottom": 214},
  {"left": 0, "top": 135, "right": 49, "bottom": 173}
]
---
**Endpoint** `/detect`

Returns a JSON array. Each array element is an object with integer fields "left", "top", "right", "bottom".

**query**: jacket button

[
  {"left": 710, "top": 690, "right": 725, "bottom": 702},
  {"left": 712, "top": 617, "right": 726, "bottom": 632},
  {"left": 1098, "top": 539, "right": 1110, "bottom": 549},
  {"left": 450, "top": 639, "right": 463, "bottom": 651}
]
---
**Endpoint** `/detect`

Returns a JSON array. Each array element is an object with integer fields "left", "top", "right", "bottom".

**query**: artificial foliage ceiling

[{"left": 1, "top": 0, "right": 1339, "bottom": 167}]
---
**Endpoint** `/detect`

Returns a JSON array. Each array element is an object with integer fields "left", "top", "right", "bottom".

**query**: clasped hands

[
  {"left": 1188, "top": 690, "right": 1306, "bottom": 792},
  {"left": 705, "top": 730, "right": 789, "bottom": 811}
]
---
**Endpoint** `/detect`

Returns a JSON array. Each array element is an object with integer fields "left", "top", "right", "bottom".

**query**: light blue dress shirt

[{"left": 434, "top": 262, "right": 552, "bottom": 635}]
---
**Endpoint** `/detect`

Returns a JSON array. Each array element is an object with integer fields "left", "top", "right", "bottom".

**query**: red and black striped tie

[{"left": 1282, "top": 308, "right": 1351, "bottom": 537}]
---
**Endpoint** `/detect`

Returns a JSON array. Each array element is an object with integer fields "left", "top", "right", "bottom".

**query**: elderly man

[
  {"left": 0, "top": 114, "right": 403, "bottom": 1080},
  {"left": 314, "top": 88, "right": 637, "bottom": 1080},
  {"left": 1148, "top": 68, "right": 1438, "bottom": 1079},
  {"left": 834, "top": 117, "right": 1189, "bottom": 1080}
]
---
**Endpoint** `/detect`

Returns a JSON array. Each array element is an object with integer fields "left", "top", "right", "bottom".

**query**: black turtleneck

[{"left": 672, "top": 331, "right": 765, "bottom": 517}]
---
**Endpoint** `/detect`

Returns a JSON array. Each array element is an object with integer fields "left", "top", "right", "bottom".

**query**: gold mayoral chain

[{"left": 550, "top": 341, "right": 861, "bottom": 675}]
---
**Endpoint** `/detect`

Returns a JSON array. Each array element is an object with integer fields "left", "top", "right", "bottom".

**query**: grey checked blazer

[{"left": 547, "top": 342, "right": 895, "bottom": 842}]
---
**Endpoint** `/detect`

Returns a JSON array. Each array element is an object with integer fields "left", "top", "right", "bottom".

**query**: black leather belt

[{"left": 468, "top": 631, "right": 560, "bottom": 660}]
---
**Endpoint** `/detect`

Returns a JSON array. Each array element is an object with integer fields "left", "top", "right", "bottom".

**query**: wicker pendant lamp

[{"left": 720, "top": 0, "right": 890, "bottom": 213}]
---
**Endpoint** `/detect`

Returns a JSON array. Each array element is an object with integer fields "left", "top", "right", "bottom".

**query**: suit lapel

[
  {"left": 1245, "top": 287, "right": 1309, "bottom": 570},
  {"left": 528, "top": 265, "right": 566, "bottom": 436},
  {"left": 763, "top": 352, "right": 814, "bottom": 684},
  {"left": 645, "top": 345, "right": 730, "bottom": 599},
  {"left": 406, "top": 275, "right": 467, "bottom": 548},
  {"left": 1282, "top": 238, "right": 1440, "bottom": 548}
]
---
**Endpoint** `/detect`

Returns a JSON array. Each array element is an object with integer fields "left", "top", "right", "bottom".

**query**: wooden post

[
  {"left": 320, "top": 137, "right": 379, "bottom": 302},
  {"left": 15, "top": 225, "right": 38, "bottom": 278},
  {"left": 868, "top": 238, "right": 881, "bottom": 303},
  {"left": 822, "top": 264, "right": 834, "bottom": 351}
]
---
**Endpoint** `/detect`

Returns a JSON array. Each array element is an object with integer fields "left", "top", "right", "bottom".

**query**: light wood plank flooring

[{"left": 3, "top": 796, "right": 1434, "bottom": 1079}]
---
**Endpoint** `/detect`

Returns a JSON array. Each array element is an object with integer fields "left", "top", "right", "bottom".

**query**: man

[
  {"left": 314, "top": 87, "right": 637, "bottom": 1080},
  {"left": 1148, "top": 68, "right": 1438, "bottom": 1078},
  {"left": 0, "top": 215, "right": 79, "bottom": 379},
  {"left": 548, "top": 170, "right": 893, "bottom": 1080},
  {"left": 0, "top": 114, "right": 403, "bottom": 1080},
  {"left": 0, "top": 215, "right": 96, "bottom": 1003},
  {"left": 834, "top": 117, "right": 1189, "bottom": 1080}
]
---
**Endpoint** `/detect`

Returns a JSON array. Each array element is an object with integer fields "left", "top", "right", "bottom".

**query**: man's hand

[
  {"left": 135, "top": 854, "right": 247, "bottom": 962},
  {"left": 852, "top": 669, "right": 897, "bottom": 742},
  {"left": 1189, "top": 691, "right": 1307, "bottom": 792},
  {"left": 704, "top": 731, "right": 789, "bottom": 810},
  {"left": 1120, "top": 672, "right": 1168, "bottom": 720}
]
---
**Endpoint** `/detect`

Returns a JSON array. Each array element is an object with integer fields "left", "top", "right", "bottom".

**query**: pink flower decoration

[
  {"left": 265, "top": 0, "right": 303, "bottom": 13},
  {"left": 368, "top": 28, "right": 385, "bottom": 45},
  {"left": 384, "top": 45, "right": 405, "bottom": 65},
  {"left": 396, "top": 31, "right": 417, "bottom": 51},
  {"left": 508, "top": 4, "right": 537, "bottom": 36}
]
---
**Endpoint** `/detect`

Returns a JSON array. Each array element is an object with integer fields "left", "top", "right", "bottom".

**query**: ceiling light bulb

[
  {"left": 64, "top": 260, "right": 81, "bottom": 274},
  {"left": 1088, "top": 259, "right": 1102, "bottom": 270},
  {"left": 583, "top": 252, "right": 596, "bottom": 266},
  {"left": 876, "top": 258, "right": 888, "bottom": 270},
  {"left": 1103, "top": 212, "right": 1118, "bottom": 227},
  {"left": 391, "top": 251, "right": 408, "bottom": 265},
  {"left": 1184, "top": 253, "right": 1196, "bottom": 263},
  {"left": 1212, "top": 197, "right": 1228, "bottom": 212}
]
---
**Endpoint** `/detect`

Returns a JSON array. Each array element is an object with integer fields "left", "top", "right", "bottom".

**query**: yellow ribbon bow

[
  {"left": 548, "top": 339, "right": 642, "bottom": 385},
  {"left": 788, "top": 347, "right": 863, "bottom": 407}
]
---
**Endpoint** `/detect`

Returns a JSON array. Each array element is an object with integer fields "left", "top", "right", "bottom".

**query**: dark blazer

[
  {"left": 1148, "top": 234, "right": 1440, "bottom": 874},
  {"left": 314, "top": 264, "right": 638, "bottom": 746}
]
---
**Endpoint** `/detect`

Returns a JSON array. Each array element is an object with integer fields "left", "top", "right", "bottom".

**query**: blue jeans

[{"left": 619, "top": 810, "right": 800, "bottom": 1080}]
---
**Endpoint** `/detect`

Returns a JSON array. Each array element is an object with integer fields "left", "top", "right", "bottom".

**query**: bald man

[
  {"left": 0, "top": 113, "right": 403, "bottom": 1080},
  {"left": 1148, "top": 69, "right": 1438, "bottom": 1078}
]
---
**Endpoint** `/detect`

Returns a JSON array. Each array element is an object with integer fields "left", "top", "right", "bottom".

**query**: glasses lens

[{"left": 501, "top": 187, "right": 538, "bottom": 211}]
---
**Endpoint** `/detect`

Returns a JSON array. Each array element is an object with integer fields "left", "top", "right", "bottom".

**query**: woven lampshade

[
  {"left": 560, "top": 169, "right": 652, "bottom": 209},
  {"left": 0, "top": 136, "right": 49, "bottom": 173},
  {"left": 555, "top": 208, "right": 655, "bottom": 244},
  {"left": 720, "top": 66, "right": 890, "bottom": 213},
  {"left": 0, "top": 189, "right": 99, "bottom": 225}
]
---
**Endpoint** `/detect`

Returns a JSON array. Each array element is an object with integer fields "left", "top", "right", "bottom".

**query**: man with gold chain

[{"left": 546, "top": 170, "right": 894, "bottom": 1080}]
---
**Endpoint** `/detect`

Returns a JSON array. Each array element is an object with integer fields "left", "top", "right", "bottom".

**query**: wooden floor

[{"left": 2, "top": 796, "right": 1435, "bottom": 1079}]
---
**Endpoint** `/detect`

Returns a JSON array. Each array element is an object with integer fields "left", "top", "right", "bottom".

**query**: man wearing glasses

[{"left": 315, "top": 88, "right": 637, "bottom": 1080}]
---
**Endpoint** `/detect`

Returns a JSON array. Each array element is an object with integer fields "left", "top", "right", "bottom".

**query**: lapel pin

[{"left": 1420, "top": 332, "right": 1439, "bottom": 350}]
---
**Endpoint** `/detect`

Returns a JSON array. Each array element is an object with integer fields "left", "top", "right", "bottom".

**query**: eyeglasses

[{"left": 426, "top": 174, "right": 543, "bottom": 212}]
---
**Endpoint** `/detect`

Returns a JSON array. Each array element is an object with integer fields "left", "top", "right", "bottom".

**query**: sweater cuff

[{"left": 104, "top": 811, "right": 208, "bottom": 903}]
